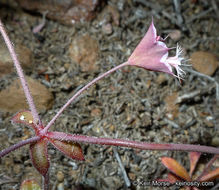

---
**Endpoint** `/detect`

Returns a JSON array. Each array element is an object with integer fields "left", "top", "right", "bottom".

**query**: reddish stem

[
  {"left": 43, "top": 172, "right": 49, "bottom": 190},
  {"left": 0, "top": 136, "right": 40, "bottom": 158},
  {"left": 0, "top": 20, "right": 41, "bottom": 125},
  {"left": 196, "top": 155, "right": 219, "bottom": 181},
  {"left": 42, "top": 61, "right": 129, "bottom": 134},
  {"left": 47, "top": 132, "right": 219, "bottom": 155}
]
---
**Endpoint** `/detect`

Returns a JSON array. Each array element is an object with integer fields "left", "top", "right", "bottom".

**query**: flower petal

[
  {"left": 128, "top": 21, "right": 170, "bottom": 74},
  {"left": 131, "top": 21, "right": 157, "bottom": 56}
]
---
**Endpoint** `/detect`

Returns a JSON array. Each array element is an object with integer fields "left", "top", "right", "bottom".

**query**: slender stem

[
  {"left": 43, "top": 172, "right": 49, "bottom": 190},
  {"left": 48, "top": 132, "right": 219, "bottom": 155},
  {"left": 0, "top": 20, "right": 41, "bottom": 125},
  {"left": 184, "top": 68, "right": 219, "bottom": 101},
  {"left": 42, "top": 62, "right": 129, "bottom": 133},
  {"left": 0, "top": 136, "right": 40, "bottom": 158},
  {"left": 196, "top": 155, "right": 219, "bottom": 181}
]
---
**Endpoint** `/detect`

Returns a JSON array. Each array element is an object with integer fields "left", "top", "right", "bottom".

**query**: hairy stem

[
  {"left": 43, "top": 62, "right": 129, "bottom": 133},
  {"left": 48, "top": 132, "right": 219, "bottom": 155},
  {"left": 0, "top": 20, "right": 41, "bottom": 125},
  {"left": 0, "top": 136, "right": 40, "bottom": 158},
  {"left": 43, "top": 172, "right": 49, "bottom": 190}
]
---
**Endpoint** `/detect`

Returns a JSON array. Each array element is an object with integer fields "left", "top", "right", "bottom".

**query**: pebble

[
  {"left": 91, "top": 108, "right": 102, "bottom": 117},
  {"left": 13, "top": 0, "right": 100, "bottom": 25},
  {"left": 98, "top": 5, "right": 120, "bottom": 26},
  {"left": 56, "top": 171, "right": 64, "bottom": 182},
  {"left": 0, "top": 43, "right": 32, "bottom": 78},
  {"left": 211, "top": 136, "right": 219, "bottom": 146},
  {"left": 169, "top": 30, "right": 181, "bottom": 41},
  {"left": 190, "top": 51, "right": 218, "bottom": 76},
  {"left": 128, "top": 172, "right": 136, "bottom": 180},
  {"left": 0, "top": 76, "right": 54, "bottom": 113},
  {"left": 102, "top": 23, "right": 113, "bottom": 35},
  {"left": 164, "top": 92, "right": 179, "bottom": 120},
  {"left": 69, "top": 34, "right": 99, "bottom": 72},
  {"left": 21, "top": 167, "right": 42, "bottom": 187},
  {"left": 156, "top": 74, "right": 167, "bottom": 85},
  {"left": 204, "top": 119, "right": 214, "bottom": 127},
  {"left": 102, "top": 176, "right": 123, "bottom": 189},
  {"left": 13, "top": 164, "right": 21, "bottom": 175},
  {"left": 57, "top": 183, "right": 64, "bottom": 190}
]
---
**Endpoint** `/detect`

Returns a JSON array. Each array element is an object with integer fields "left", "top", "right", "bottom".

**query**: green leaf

[{"left": 20, "top": 179, "right": 41, "bottom": 190}]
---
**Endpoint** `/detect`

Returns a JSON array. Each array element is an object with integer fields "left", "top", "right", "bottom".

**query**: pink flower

[{"left": 127, "top": 21, "right": 185, "bottom": 79}]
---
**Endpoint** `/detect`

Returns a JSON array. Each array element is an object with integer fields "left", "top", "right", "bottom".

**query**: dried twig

[
  {"left": 176, "top": 90, "right": 201, "bottom": 104},
  {"left": 176, "top": 85, "right": 215, "bottom": 104},
  {"left": 0, "top": 175, "right": 17, "bottom": 185},
  {"left": 164, "top": 118, "right": 179, "bottom": 129},
  {"left": 134, "top": 0, "right": 180, "bottom": 27},
  {"left": 173, "top": 0, "right": 183, "bottom": 25},
  {"left": 211, "top": 0, "right": 219, "bottom": 20},
  {"left": 186, "top": 8, "right": 213, "bottom": 23},
  {"left": 184, "top": 68, "right": 219, "bottom": 101},
  {"left": 113, "top": 147, "right": 131, "bottom": 187}
]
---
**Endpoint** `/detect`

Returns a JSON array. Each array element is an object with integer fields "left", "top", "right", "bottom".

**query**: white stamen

[{"left": 165, "top": 44, "right": 186, "bottom": 80}]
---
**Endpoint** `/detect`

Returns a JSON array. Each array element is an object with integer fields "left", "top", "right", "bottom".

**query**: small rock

[
  {"left": 169, "top": 30, "right": 181, "bottom": 41},
  {"left": 109, "top": 125, "right": 115, "bottom": 132},
  {"left": 103, "top": 176, "right": 123, "bottom": 189},
  {"left": 164, "top": 92, "right": 179, "bottom": 120},
  {"left": 56, "top": 171, "right": 64, "bottom": 182},
  {"left": 15, "top": 0, "right": 101, "bottom": 25},
  {"left": 102, "top": 23, "right": 113, "bottom": 35},
  {"left": 0, "top": 76, "right": 54, "bottom": 113},
  {"left": 57, "top": 183, "right": 64, "bottom": 190},
  {"left": 191, "top": 51, "right": 218, "bottom": 76},
  {"left": 92, "top": 125, "right": 101, "bottom": 134},
  {"left": 91, "top": 108, "right": 102, "bottom": 117},
  {"left": 128, "top": 172, "right": 136, "bottom": 180},
  {"left": 156, "top": 74, "right": 167, "bottom": 85},
  {"left": 69, "top": 34, "right": 99, "bottom": 72},
  {"left": 98, "top": 5, "right": 120, "bottom": 26},
  {"left": 211, "top": 136, "right": 219, "bottom": 146},
  {"left": 204, "top": 119, "right": 214, "bottom": 127},
  {"left": 0, "top": 44, "right": 32, "bottom": 78},
  {"left": 140, "top": 113, "right": 152, "bottom": 127},
  {"left": 22, "top": 167, "right": 42, "bottom": 187},
  {"left": 13, "top": 164, "right": 21, "bottom": 175}
]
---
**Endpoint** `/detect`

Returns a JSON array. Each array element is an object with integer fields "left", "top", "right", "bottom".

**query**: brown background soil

[{"left": 0, "top": 0, "right": 218, "bottom": 189}]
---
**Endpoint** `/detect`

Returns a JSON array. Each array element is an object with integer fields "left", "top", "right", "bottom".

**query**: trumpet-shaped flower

[{"left": 128, "top": 21, "right": 185, "bottom": 79}]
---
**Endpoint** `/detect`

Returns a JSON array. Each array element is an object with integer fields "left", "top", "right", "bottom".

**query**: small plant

[
  {"left": 160, "top": 153, "right": 219, "bottom": 189},
  {"left": 0, "top": 19, "right": 218, "bottom": 190},
  {"left": 20, "top": 179, "right": 41, "bottom": 190}
]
